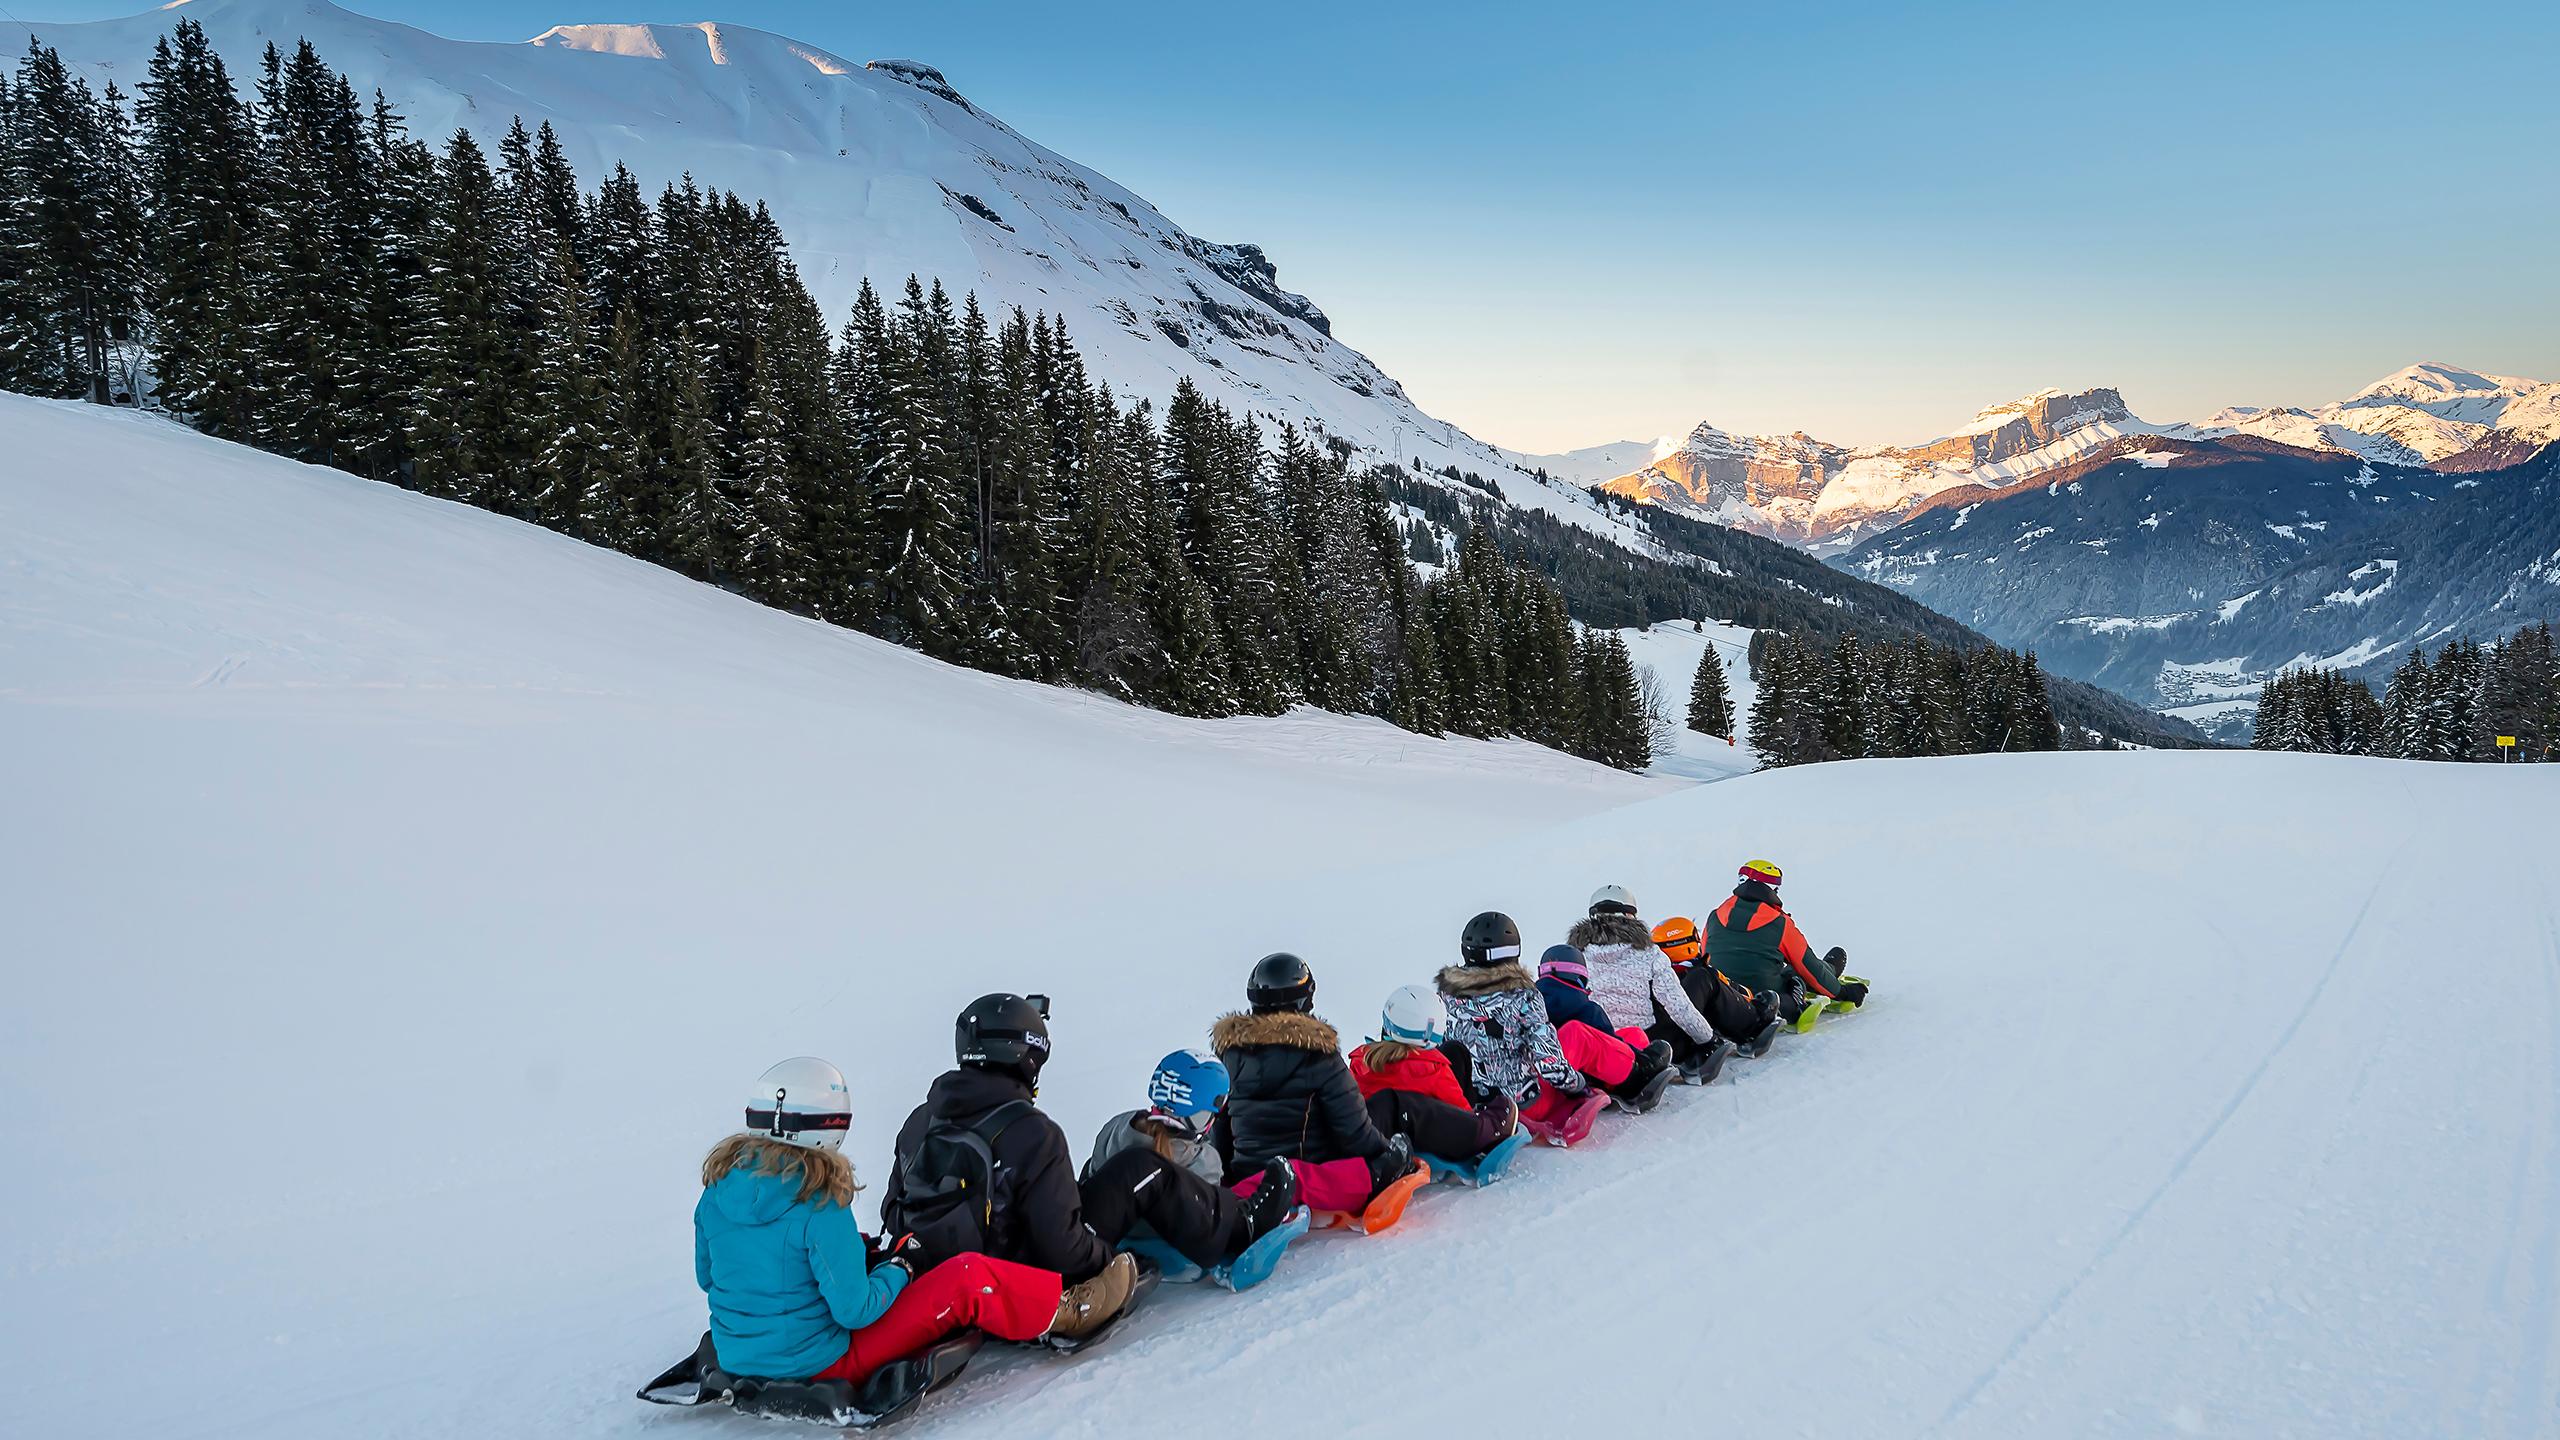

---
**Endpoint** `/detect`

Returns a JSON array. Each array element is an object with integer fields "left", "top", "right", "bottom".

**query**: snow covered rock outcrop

[{"left": 1601, "top": 388, "right": 2146, "bottom": 551}]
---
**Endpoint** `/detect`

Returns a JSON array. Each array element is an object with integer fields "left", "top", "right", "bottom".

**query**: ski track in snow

[{"left": 1928, "top": 829, "right": 2413, "bottom": 1436}]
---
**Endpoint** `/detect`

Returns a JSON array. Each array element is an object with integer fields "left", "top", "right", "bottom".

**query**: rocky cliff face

[{"left": 1602, "top": 387, "right": 2141, "bottom": 549}]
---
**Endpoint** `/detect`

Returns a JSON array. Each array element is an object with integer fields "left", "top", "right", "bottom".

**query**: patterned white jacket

[{"left": 1568, "top": 912, "right": 1716, "bottom": 1043}]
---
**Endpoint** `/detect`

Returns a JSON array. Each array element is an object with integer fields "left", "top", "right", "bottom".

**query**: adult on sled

[
  {"left": 694, "top": 1057, "right": 1123, "bottom": 1387},
  {"left": 879, "top": 994, "right": 1140, "bottom": 1336},
  {"left": 1650, "top": 915, "right": 1785, "bottom": 1056},
  {"left": 1349, "top": 984, "right": 1518, "bottom": 1162},
  {"left": 1439, "top": 912, "right": 1673, "bottom": 1120},
  {"left": 1571, "top": 885, "right": 1738, "bottom": 1082},
  {"left": 1080, "top": 1049, "right": 1303, "bottom": 1272},
  {"left": 1703, "top": 860, "right": 1868, "bottom": 1019},
  {"left": 1209, "top": 953, "right": 1418, "bottom": 1214}
]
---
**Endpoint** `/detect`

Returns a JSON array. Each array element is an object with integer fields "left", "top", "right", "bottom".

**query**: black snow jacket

[
  {"left": 1206, "top": 1010, "right": 1394, "bottom": 1179},
  {"left": 880, "top": 1066, "right": 1112, "bottom": 1282}
]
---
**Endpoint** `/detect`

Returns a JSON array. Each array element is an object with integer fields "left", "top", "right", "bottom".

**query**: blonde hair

[
  {"left": 701, "top": 1133, "right": 860, "bottom": 1210},
  {"left": 1362, "top": 1037, "right": 1420, "bottom": 1068}
]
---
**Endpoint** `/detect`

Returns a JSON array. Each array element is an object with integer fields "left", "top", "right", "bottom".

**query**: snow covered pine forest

[{"left": 2, "top": 9, "right": 2558, "bottom": 1440}]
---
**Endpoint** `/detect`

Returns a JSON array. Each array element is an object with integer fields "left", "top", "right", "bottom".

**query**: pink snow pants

[
  {"left": 1232, "top": 1156, "right": 1376, "bottom": 1212},
  {"left": 1559, "top": 1019, "right": 1635, "bottom": 1085}
]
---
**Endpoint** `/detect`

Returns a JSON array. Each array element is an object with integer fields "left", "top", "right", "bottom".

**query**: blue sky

[{"left": 24, "top": 0, "right": 2560, "bottom": 449}]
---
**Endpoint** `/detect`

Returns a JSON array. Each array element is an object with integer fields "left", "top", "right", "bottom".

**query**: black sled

[{"left": 638, "top": 1331, "right": 981, "bottom": 1431}]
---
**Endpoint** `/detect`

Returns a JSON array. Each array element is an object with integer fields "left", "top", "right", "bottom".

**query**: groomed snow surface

[{"left": 4, "top": 395, "right": 2557, "bottom": 1440}]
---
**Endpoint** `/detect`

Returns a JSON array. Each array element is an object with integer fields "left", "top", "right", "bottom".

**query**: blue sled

[
  {"left": 1120, "top": 1206, "right": 1311, "bottom": 1292},
  {"left": 1421, "top": 1129, "right": 1530, "bottom": 1188}
]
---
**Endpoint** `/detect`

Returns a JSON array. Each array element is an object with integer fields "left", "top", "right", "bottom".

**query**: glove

[
  {"left": 1834, "top": 980, "right": 1870, "bottom": 1006},
  {"left": 871, "top": 1231, "right": 924, "bottom": 1278}
]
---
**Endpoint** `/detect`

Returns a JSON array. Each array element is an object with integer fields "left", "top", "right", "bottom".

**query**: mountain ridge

[{"left": 1598, "top": 363, "right": 2560, "bottom": 553}]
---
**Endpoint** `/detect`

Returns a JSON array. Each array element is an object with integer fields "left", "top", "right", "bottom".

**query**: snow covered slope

[
  {"left": 7, "top": 393, "right": 2556, "bottom": 1439},
  {"left": 13, "top": 0, "right": 1581, "bottom": 508}
]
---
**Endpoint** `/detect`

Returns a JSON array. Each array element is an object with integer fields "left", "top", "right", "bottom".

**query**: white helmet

[
  {"left": 1589, "top": 884, "right": 1639, "bottom": 918},
  {"left": 745, "top": 1056, "right": 852, "bottom": 1151},
  {"left": 1380, "top": 984, "right": 1447, "bottom": 1045}
]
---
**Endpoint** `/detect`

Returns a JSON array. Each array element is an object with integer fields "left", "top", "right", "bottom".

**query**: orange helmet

[{"left": 1651, "top": 916, "right": 1702, "bottom": 966}]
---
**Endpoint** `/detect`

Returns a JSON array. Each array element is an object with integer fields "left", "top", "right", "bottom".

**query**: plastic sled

[
  {"left": 1678, "top": 1043, "right": 1731, "bottom": 1086},
  {"left": 1120, "top": 1205, "right": 1310, "bottom": 1291},
  {"left": 1032, "top": 1256, "right": 1160, "bottom": 1354},
  {"left": 1791, "top": 977, "right": 1868, "bottom": 1034},
  {"left": 1607, "top": 1064, "right": 1677, "bottom": 1115},
  {"left": 638, "top": 1330, "right": 980, "bottom": 1431},
  {"left": 1520, "top": 1091, "right": 1607, "bottom": 1148},
  {"left": 1313, "top": 1160, "right": 1431, "bottom": 1234},
  {"left": 1422, "top": 1129, "right": 1530, "bottom": 1188}
]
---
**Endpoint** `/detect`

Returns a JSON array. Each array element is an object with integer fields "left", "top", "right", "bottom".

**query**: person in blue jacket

[
  {"left": 1535, "top": 944, "right": 1620, "bottom": 1037},
  {"left": 695, "top": 1056, "right": 1136, "bottom": 1383}
]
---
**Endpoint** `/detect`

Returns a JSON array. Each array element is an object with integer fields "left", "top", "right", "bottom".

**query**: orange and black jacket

[{"left": 1703, "top": 880, "right": 1840, "bottom": 998}]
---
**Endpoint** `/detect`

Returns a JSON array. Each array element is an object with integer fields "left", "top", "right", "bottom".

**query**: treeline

[
  {"left": 1386, "top": 471, "right": 2203, "bottom": 751},
  {"left": 1743, "top": 631, "right": 2064, "bottom": 768},
  {"left": 0, "top": 27, "right": 1660, "bottom": 769},
  {"left": 2253, "top": 624, "right": 2558, "bottom": 761}
]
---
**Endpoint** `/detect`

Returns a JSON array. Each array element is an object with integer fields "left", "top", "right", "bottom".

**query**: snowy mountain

[
  {"left": 2180, "top": 362, "right": 2560, "bottom": 470},
  {"left": 14, "top": 0, "right": 1566, "bottom": 500},
  {"left": 9, "top": 391, "right": 2557, "bottom": 1440},
  {"left": 1600, "top": 388, "right": 2153, "bottom": 552},
  {"left": 1599, "top": 364, "right": 2560, "bottom": 555},
  {"left": 1840, "top": 434, "right": 2560, "bottom": 737}
]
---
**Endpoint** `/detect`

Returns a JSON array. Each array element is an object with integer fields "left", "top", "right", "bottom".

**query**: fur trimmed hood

[
  {"left": 1569, "top": 912, "right": 1653, "bottom": 949},
  {"left": 1435, "top": 960, "right": 1535, "bottom": 996},
  {"left": 1212, "top": 1009, "right": 1342, "bottom": 1055}
]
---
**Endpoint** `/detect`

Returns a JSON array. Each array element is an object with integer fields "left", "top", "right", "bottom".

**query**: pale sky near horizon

[{"left": 17, "top": 0, "right": 2560, "bottom": 451}]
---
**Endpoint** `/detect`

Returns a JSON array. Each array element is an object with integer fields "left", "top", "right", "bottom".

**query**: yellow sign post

[{"left": 2496, "top": 735, "right": 2516, "bottom": 761}]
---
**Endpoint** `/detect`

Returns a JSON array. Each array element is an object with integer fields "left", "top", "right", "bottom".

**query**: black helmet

[
  {"left": 956, "top": 992, "right": 1052, "bottom": 1079},
  {"left": 1246, "top": 952, "right": 1315, "bottom": 1014},
  {"left": 1459, "top": 910, "right": 1522, "bottom": 966}
]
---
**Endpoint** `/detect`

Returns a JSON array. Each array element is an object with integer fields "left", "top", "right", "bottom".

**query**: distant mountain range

[
  {"left": 1598, "top": 363, "right": 2560, "bottom": 553},
  {"left": 1837, "top": 434, "right": 2560, "bottom": 738}
]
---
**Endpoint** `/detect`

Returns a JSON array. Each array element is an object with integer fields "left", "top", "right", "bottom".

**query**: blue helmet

[{"left": 1146, "top": 1048, "right": 1229, "bottom": 1119}]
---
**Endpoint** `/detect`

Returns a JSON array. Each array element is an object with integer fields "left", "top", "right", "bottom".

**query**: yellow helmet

[{"left": 1738, "top": 859, "right": 1783, "bottom": 886}]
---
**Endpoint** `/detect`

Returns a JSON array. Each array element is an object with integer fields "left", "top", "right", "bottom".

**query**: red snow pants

[{"left": 812, "top": 1252, "right": 1061, "bottom": 1385}]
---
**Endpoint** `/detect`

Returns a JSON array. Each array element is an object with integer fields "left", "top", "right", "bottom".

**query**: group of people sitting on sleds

[{"left": 688, "top": 861, "right": 1866, "bottom": 1399}]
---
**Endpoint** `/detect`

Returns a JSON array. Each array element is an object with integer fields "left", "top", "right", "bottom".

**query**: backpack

[{"left": 891, "top": 1099, "right": 1035, "bottom": 1267}]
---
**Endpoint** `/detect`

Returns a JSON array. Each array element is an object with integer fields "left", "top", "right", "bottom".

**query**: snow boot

[
  {"left": 1236, "top": 1158, "right": 1301, "bottom": 1247},
  {"left": 1608, "top": 1040, "right": 1675, "bottom": 1102},
  {"left": 1743, "top": 1015, "right": 1783, "bottom": 1059},
  {"left": 1046, "top": 1253, "right": 1138, "bottom": 1344},
  {"left": 1365, "top": 1133, "right": 1415, "bottom": 1197},
  {"left": 1679, "top": 1037, "right": 1736, "bottom": 1085}
]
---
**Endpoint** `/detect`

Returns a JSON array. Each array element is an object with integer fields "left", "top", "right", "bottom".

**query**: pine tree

[
  {"left": 1685, "top": 641, "right": 1734, "bottom": 739},
  {"left": 1, "top": 39, "right": 145, "bottom": 401},
  {"left": 869, "top": 276, "right": 978, "bottom": 657},
  {"left": 402, "top": 129, "right": 507, "bottom": 503}
]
